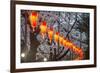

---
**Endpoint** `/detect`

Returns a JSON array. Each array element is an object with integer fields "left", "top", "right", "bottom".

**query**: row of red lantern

[
  {"left": 29, "top": 12, "right": 83, "bottom": 60},
  {"left": 39, "top": 20, "right": 84, "bottom": 60}
]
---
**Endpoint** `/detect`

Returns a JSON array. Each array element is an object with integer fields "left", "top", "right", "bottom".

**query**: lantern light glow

[
  {"left": 28, "top": 12, "right": 84, "bottom": 60},
  {"left": 29, "top": 12, "right": 38, "bottom": 29}
]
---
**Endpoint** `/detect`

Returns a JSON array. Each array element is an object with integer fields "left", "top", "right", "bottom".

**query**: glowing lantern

[
  {"left": 72, "top": 46, "right": 77, "bottom": 53},
  {"left": 40, "top": 21, "right": 47, "bottom": 39},
  {"left": 59, "top": 36, "right": 63, "bottom": 45},
  {"left": 66, "top": 41, "right": 73, "bottom": 49},
  {"left": 54, "top": 32, "right": 59, "bottom": 43},
  {"left": 72, "top": 45, "right": 83, "bottom": 60},
  {"left": 48, "top": 28, "right": 53, "bottom": 43},
  {"left": 29, "top": 12, "right": 38, "bottom": 29},
  {"left": 72, "top": 45, "right": 79, "bottom": 54},
  {"left": 78, "top": 49, "right": 83, "bottom": 58},
  {"left": 63, "top": 38, "right": 67, "bottom": 47}
]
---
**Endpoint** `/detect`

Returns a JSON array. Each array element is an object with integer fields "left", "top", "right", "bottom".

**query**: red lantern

[
  {"left": 29, "top": 12, "right": 38, "bottom": 29},
  {"left": 40, "top": 21, "right": 47, "bottom": 39},
  {"left": 48, "top": 28, "right": 53, "bottom": 43},
  {"left": 63, "top": 38, "right": 67, "bottom": 47},
  {"left": 66, "top": 41, "right": 73, "bottom": 49},
  {"left": 54, "top": 32, "right": 59, "bottom": 43},
  {"left": 59, "top": 36, "right": 63, "bottom": 45}
]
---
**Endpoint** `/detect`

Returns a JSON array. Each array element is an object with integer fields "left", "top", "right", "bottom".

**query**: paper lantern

[
  {"left": 40, "top": 21, "right": 47, "bottom": 39},
  {"left": 54, "top": 32, "right": 59, "bottom": 43},
  {"left": 48, "top": 28, "right": 53, "bottom": 43},
  {"left": 66, "top": 41, "right": 73, "bottom": 49},
  {"left": 29, "top": 12, "right": 38, "bottom": 29},
  {"left": 63, "top": 38, "right": 67, "bottom": 47},
  {"left": 59, "top": 36, "right": 63, "bottom": 45}
]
